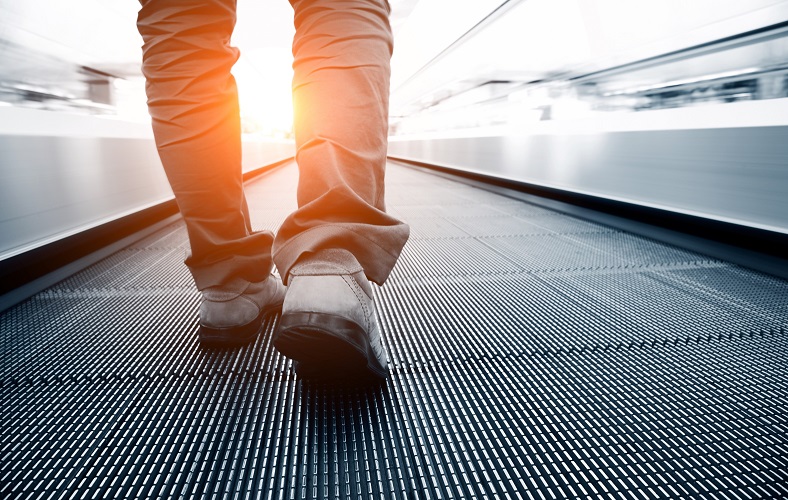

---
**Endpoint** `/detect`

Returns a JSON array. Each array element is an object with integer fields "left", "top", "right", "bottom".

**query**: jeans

[{"left": 136, "top": 0, "right": 409, "bottom": 293}]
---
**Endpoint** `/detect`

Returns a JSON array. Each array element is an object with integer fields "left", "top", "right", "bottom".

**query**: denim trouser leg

[
  {"left": 137, "top": 0, "right": 274, "bottom": 293},
  {"left": 272, "top": 0, "right": 410, "bottom": 285}
]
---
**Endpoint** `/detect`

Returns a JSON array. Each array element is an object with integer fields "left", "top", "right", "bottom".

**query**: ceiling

[
  {"left": 388, "top": 0, "right": 788, "bottom": 115},
  {"left": 0, "top": 0, "right": 421, "bottom": 80},
  {"left": 1, "top": 0, "right": 787, "bottom": 121}
]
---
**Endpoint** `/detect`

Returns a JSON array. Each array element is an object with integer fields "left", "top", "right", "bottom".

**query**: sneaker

[
  {"left": 273, "top": 249, "right": 388, "bottom": 380},
  {"left": 199, "top": 274, "right": 286, "bottom": 347}
]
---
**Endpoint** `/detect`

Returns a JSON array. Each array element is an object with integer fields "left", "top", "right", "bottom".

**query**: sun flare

[{"left": 234, "top": 48, "right": 294, "bottom": 138}]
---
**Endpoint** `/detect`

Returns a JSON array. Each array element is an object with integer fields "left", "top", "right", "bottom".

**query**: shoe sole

[
  {"left": 273, "top": 312, "right": 387, "bottom": 381},
  {"left": 199, "top": 303, "right": 281, "bottom": 348}
]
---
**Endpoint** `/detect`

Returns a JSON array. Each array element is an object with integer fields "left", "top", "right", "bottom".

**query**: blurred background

[
  {"left": 2, "top": 0, "right": 786, "bottom": 134},
  {"left": 1, "top": 0, "right": 787, "bottom": 260},
  {"left": 388, "top": 0, "right": 788, "bottom": 135}
]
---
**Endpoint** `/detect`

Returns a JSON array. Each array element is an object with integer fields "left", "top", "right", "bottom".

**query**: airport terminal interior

[{"left": 2, "top": 1, "right": 788, "bottom": 498}]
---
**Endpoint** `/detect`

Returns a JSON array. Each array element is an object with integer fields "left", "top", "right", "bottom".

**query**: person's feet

[
  {"left": 199, "top": 275, "right": 286, "bottom": 347},
  {"left": 273, "top": 249, "right": 388, "bottom": 381}
]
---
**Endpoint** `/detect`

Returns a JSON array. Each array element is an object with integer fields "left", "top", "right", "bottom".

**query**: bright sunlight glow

[{"left": 234, "top": 47, "right": 294, "bottom": 138}]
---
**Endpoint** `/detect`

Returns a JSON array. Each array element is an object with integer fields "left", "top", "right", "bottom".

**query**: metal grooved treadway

[{"left": 3, "top": 162, "right": 788, "bottom": 499}]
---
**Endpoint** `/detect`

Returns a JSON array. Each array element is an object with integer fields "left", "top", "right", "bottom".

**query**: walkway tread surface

[{"left": 3, "top": 162, "right": 788, "bottom": 499}]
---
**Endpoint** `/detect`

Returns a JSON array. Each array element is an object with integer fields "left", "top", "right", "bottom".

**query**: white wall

[
  {"left": 389, "top": 101, "right": 788, "bottom": 234},
  {"left": 0, "top": 107, "right": 294, "bottom": 260}
]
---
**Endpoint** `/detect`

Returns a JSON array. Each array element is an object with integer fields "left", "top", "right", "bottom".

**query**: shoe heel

[
  {"left": 274, "top": 312, "right": 387, "bottom": 379},
  {"left": 199, "top": 309, "right": 266, "bottom": 347}
]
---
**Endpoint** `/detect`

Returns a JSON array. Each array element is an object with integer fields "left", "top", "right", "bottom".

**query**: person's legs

[
  {"left": 272, "top": 0, "right": 409, "bottom": 284},
  {"left": 273, "top": 0, "right": 409, "bottom": 379},
  {"left": 137, "top": 0, "right": 284, "bottom": 345}
]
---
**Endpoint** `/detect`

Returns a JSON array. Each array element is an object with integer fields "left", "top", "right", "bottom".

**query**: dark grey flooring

[{"left": 3, "top": 162, "right": 788, "bottom": 499}]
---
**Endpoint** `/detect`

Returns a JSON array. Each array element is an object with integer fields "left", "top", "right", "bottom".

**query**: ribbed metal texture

[{"left": 3, "top": 163, "right": 788, "bottom": 499}]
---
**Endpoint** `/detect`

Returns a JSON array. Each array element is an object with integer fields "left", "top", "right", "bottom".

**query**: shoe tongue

[
  {"left": 202, "top": 288, "right": 243, "bottom": 301},
  {"left": 291, "top": 249, "right": 363, "bottom": 277},
  {"left": 305, "top": 249, "right": 361, "bottom": 269}
]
